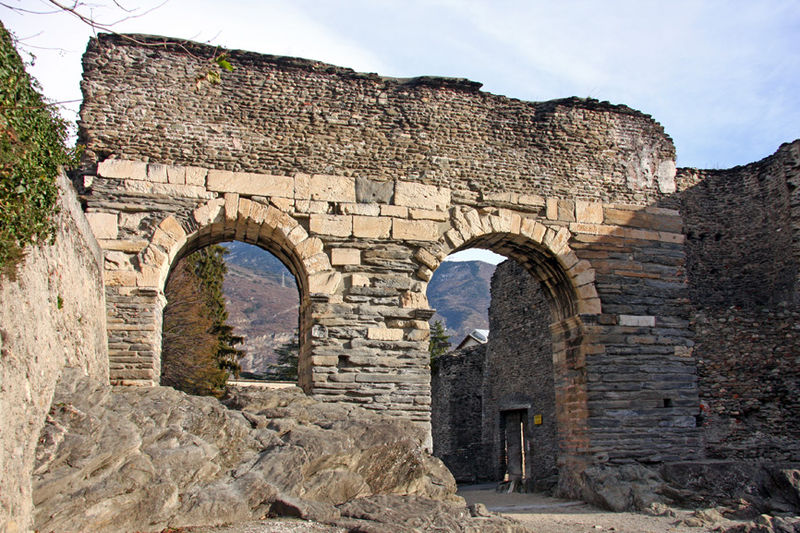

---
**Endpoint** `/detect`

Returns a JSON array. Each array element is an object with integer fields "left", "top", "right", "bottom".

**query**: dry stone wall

[
  {"left": 77, "top": 33, "right": 700, "bottom": 473},
  {"left": 677, "top": 141, "right": 800, "bottom": 462},
  {"left": 484, "top": 260, "right": 558, "bottom": 490},
  {"left": 0, "top": 174, "right": 108, "bottom": 533},
  {"left": 431, "top": 344, "right": 487, "bottom": 483}
]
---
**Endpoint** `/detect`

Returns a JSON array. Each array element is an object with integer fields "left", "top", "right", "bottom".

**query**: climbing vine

[{"left": 0, "top": 23, "right": 79, "bottom": 279}]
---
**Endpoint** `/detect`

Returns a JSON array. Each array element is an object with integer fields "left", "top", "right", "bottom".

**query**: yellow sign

[{"left": 533, "top": 414, "right": 543, "bottom": 425}]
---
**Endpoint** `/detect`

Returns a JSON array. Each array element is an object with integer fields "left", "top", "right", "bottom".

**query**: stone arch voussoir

[
  {"left": 138, "top": 197, "right": 341, "bottom": 298},
  {"left": 434, "top": 206, "right": 602, "bottom": 317}
]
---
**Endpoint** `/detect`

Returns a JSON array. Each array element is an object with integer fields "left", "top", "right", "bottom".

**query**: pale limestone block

[
  {"left": 367, "top": 327, "right": 404, "bottom": 341},
  {"left": 557, "top": 199, "right": 576, "bottom": 221},
  {"left": 271, "top": 197, "right": 294, "bottom": 212},
  {"left": 558, "top": 250, "right": 580, "bottom": 270},
  {"left": 619, "top": 315, "right": 656, "bottom": 327},
  {"left": 193, "top": 198, "right": 225, "bottom": 226},
  {"left": 353, "top": 215, "right": 391, "bottom": 239},
  {"left": 97, "top": 159, "right": 147, "bottom": 180},
  {"left": 237, "top": 197, "right": 254, "bottom": 221},
  {"left": 305, "top": 201, "right": 331, "bottom": 214},
  {"left": 400, "top": 291, "right": 429, "bottom": 309},
  {"left": 185, "top": 166, "right": 208, "bottom": 186},
  {"left": 381, "top": 204, "right": 408, "bottom": 218},
  {"left": 576, "top": 201, "right": 604, "bottom": 223},
  {"left": 305, "top": 252, "right": 332, "bottom": 273},
  {"left": 409, "top": 208, "right": 448, "bottom": 221},
  {"left": 463, "top": 210, "right": 482, "bottom": 237},
  {"left": 444, "top": 228, "right": 464, "bottom": 249},
  {"left": 350, "top": 273, "right": 370, "bottom": 287},
  {"left": 416, "top": 266, "right": 433, "bottom": 281},
  {"left": 532, "top": 222, "right": 547, "bottom": 242},
  {"left": 659, "top": 232, "right": 685, "bottom": 244},
  {"left": 578, "top": 298, "right": 602, "bottom": 314},
  {"left": 573, "top": 268, "right": 596, "bottom": 287},
  {"left": 577, "top": 283, "right": 599, "bottom": 300},
  {"left": 518, "top": 194, "right": 545, "bottom": 207},
  {"left": 549, "top": 227, "right": 572, "bottom": 255},
  {"left": 137, "top": 265, "right": 162, "bottom": 287},
  {"left": 104, "top": 270, "right": 137, "bottom": 286},
  {"left": 166, "top": 165, "right": 186, "bottom": 184},
  {"left": 119, "top": 212, "right": 147, "bottom": 230},
  {"left": 285, "top": 224, "right": 308, "bottom": 246},
  {"left": 309, "top": 214, "right": 352, "bottom": 237},
  {"left": 235, "top": 198, "right": 253, "bottom": 240},
  {"left": 159, "top": 215, "right": 186, "bottom": 241},
  {"left": 542, "top": 228, "right": 557, "bottom": 248},
  {"left": 98, "top": 239, "right": 148, "bottom": 252},
  {"left": 104, "top": 251, "right": 134, "bottom": 271},
  {"left": 150, "top": 227, "right": 176, "bottom": 251},
  {"left": 86, "top": 212, "right": 118, "bottom": 240},
  {"left": 311, "top": 356, "right": 338, "bottom": 367},
  {"left": 147, "top": 163, "right": 168, "bottom": 183},
  {"left": 310, "top": 174, "right": 356, "bottom": 202},
  {"left": 546, "top": 198, "right": 559, "bottom": 220},
  {"left": 139, "top": 245, "right": 166, "bottom": 269},
  {"left": 224, "top": 193, "right": 239, "bottom": 222},
  {"left": 295, "top": 237, "right": 324, "bottom": 260},
  {"left": 656, "top": 160, "right": 677, "bottom": 194},
  {"left": 248, "top": 201, "right": 269, "bottom": 225},
  {"left": 295, "top": 200, "right": 311, "bottom": 213},
  {"left": 294, "top": 173, "right": 311, "bottom": 200},
  {"left": 413, "top": 248, "right": 438, "bottom": 270},
  {"left": 331, "top": 248, "right": 361, "bottom": 266},
  {"left": 308, "top": 271, "right": 342, "bottom": 294},
  {"left": 520, "top": 217, "right": 536, "bottom": 239},
  {"left": 207, "top": 170, "right": 294, "bottom": 198},
  {"left": 121, "top": 181, "right": 213, "bottom": 199},
  {"left": 569, "top": 260, "right": 594, "bottom": 276},
  {"left": 394, "top": 181, "right": 450, "bottom": 210},
  {"left": 497, "top": 210, "right": 522, "bottom": 234},
  {"left": 342, "top": 203, "right": 381, "bottom": 216},
  {"left": 393, "top": 219, "right": 440, "bottom": 241},
  {"left": 482, "top": 191, "right": 517, "bottom": 204}
]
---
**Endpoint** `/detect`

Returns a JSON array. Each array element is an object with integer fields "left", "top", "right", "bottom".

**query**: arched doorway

[{"left": 426, "top": 212, "right": 599, "bottom": 490}]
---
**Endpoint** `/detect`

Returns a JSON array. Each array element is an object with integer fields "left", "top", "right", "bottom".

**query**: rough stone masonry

[{"left": 76, "top": 32, "right": 753, "bottom": 484}]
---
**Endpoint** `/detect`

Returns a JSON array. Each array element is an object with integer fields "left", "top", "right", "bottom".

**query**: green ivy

[{"left": 0, "top": 23, "right": 79, "bottom": 279}]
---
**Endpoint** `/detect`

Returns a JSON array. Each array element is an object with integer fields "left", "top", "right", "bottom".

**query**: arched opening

[
  {"left": 160, "top": 239, "right": 301, "bottom": 395},
  {"left": 429, "top": 229, "right": 590, "bottom": 493}
]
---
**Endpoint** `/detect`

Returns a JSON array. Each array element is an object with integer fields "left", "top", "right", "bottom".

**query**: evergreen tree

[
  {"left": 186, "top": 245, "right": 245, "bottom": 376},
  {"left": 269, "top": 334, "right": 299, "bottom": 380},
  {"left": 428, "top": 320, "right": 451, "bottom": 369},
  {"left": 161, "top": 244, "right": 243, "bottom": 397}
]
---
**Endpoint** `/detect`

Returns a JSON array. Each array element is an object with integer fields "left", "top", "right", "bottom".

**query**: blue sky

[{"left": 4, "top": 0, "right": 799, "bottom": 171}]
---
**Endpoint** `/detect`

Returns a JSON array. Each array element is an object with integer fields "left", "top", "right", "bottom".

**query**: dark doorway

[{"left": 501, "top": 409, "right": 528, "bottom": 490}]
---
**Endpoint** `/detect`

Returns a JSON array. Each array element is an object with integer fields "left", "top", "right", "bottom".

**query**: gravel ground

[
  {"left": 181, "top": 485, "right": 760, "bottom": 532},
  {"left": 459, "top": 484, "right": 743, "bottom": 533}
]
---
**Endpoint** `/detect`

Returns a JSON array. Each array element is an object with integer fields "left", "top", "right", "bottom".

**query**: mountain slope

[
  {"left": 220, "top": 241, "right": 495, "bottom": 373},
  {"left": 427, "top": 261, "right": 495, "bottom": 346}
]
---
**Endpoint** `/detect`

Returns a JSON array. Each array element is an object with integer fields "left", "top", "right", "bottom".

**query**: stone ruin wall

[
  {"left": 483, "top": 260, "right": 558, "bottom": 490},
  {"left": 676, "top": 141, "right": 800, "bottom": 462},
  {"left": 77, "top": 33, "right": 701, "bottom": 473},
  {"left": 0, "top": 174, "right": 109, "bottom": 533},
  {"left": 431, "top": 343, "right": 487, "bottom": 483}
]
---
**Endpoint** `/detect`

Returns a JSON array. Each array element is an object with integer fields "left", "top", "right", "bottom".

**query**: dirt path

[{"left": 458, "top": 484, "right": 742, "bottom": 533}]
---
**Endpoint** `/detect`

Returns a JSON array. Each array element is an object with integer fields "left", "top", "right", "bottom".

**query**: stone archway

[
  {"left": 106, "top": 196, "right": 340, "bottom": 391},
  {"left": 421, "top": 207, "right": 598, "bottom": 485},
  {"left": 81, "top": 33, "right": 700, "bottom": 470}
]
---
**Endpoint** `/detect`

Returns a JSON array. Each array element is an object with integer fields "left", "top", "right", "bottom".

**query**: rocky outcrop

[{"left": 32, "top": 369, "right": 522, "bottom": 532}]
